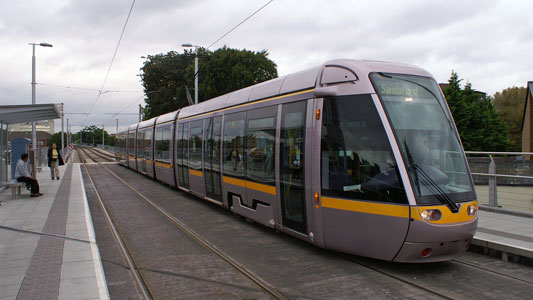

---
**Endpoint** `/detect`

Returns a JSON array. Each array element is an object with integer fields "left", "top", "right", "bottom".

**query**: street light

[
  {"left": 29, "top": 42, "right": 53, "bottom": 177},
  {"left": 182, "top": 43, "right": 200, "bottom": 104}
]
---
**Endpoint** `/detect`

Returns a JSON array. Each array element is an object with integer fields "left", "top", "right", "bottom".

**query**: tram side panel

[{"left": 318, "top": 95, "right": 411, "bottom": 261}]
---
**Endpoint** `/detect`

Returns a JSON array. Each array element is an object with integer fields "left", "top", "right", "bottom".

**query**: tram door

[
  {"left": 188, "top": 120, "right": 205, "bottom": 197},
  {"left": 279, "top": 101, "right": 308, "bottom": 234},
  {"left": 137, "top": 131, "right": 146, "bottom": 173},
  {"left": 204, "top": 117, "right": 222, "bottom": 202}
]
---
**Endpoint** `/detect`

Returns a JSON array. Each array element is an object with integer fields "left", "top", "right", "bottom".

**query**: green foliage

[
  {"left": 49, "top": 132, "right": 66, "bottom": 148},
  {"left": 492, "top": 86, "right": 527, "bottom": 151},
  {"left": 140, "top": 46, "right": 278, "bottom": 119},
  {"left": 77, "top": 125, "right": 112, "bottom": 146},
  {"left": 443, "top": 72, "right": 511, "bottom": 151}
]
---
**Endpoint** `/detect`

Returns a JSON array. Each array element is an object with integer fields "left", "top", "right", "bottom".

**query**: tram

[{"left": 115, "top": 59, "right": 478, "bottom": 262}]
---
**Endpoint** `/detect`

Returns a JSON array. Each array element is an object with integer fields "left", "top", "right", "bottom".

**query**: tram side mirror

[{"left": 314, "top": 86, "right": 340, "bottom": 97}]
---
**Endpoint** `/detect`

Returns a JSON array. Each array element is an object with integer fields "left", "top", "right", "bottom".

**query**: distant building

[
  {"left": 8, "top": 120, "right": 55, "bottom": 148},
  {"left": 9, "top": 120, "right": 55, "bottom": 134},
  {"left": 522, "top": 81, "right": 533, "bottom": 156}
]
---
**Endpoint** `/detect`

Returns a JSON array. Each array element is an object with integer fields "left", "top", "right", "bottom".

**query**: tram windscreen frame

[{"left": 370, "top": 72, "right": 476, "bottom": 205}]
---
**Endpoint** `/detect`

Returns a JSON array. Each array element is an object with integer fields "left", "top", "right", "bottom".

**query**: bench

[{"left": 6, "top": 180, "right": 26, "bottom": 199}]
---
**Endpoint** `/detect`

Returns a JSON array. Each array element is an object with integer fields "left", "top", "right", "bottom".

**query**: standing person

[
  {"left": 47, "top": 143, "right": 64, "bottom": 180},
  {"left": 15, "top": 153, "right": 42, "bottom": 197}
]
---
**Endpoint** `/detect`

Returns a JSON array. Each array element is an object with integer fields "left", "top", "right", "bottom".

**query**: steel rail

[
  {"left": 338, "top": 254, "right": 454, "bottom": 300},
  {"left": 83, "top": 163, "right": 154, "bottom": 299},
  {"left": 452, "top": 258, "right": 533, "bottom": 285},
  {"left": 100, "top": 163, "right": 289, "bottom": 300}
]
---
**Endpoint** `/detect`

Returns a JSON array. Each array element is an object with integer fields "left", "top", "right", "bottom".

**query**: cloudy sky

[{"left": 1, "top": 0, "right": 532, "bottom": 134}]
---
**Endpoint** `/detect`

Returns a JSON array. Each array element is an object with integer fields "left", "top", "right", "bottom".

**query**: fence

[{"left": 466, "top": 151, "right": 533, "bottom": 213}]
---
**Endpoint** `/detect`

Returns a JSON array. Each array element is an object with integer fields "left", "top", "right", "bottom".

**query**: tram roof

[
  {"left": 138, "top": 117, "right": 156, "bottom": 129},
  {"left": 155, "top": 110, "right": 179, "bottom": 125},
  {"left": 177, "top": 59, "right": 432, "bottom": 119}
]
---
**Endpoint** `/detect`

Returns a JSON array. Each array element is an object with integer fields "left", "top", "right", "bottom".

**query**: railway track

[
  {"left": 80, "top": 159, "right": 533, "bottom": 299},
  {"left": 336, "top": 249, "right": 533, "bottom": 300},
  {"left": 83, "top": 162, "right": 286, "bottom": 299},
  {"left": 75, "top": 145, "right": 115, "bottom": 163}
]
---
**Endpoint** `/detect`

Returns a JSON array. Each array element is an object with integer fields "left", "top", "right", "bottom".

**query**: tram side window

[
  {"left": 246, "top": 107, "right": 276, "bottom": 184},
  {"left": 155, "top": 128, "right": 163, "bottom": 160},
  {"left": 127, "top": 132, "right": 135, "bottom": 156},
  {"left": 144, "top": 130, "right": 153, "bottom": 160},
  {"left": 223, "top": 112, "right": 246, "bottom": 178},
  {"left": 161, "top": 126, "right": 170, "bottom": 162},
  {"left": 136, "top": 131, "right": 144, "bottom": 158},
  {"left": 189, "top": 121, "right": 203, "bottom": 170},
  {"left": 155, "top": 126, "right": 171, "bottom": 162},
  {"left": 321, "top": 95, "right": 408, "bottom": 204},
  {"left": 177, "top": 123, "right": 189, "bottom": 187}
]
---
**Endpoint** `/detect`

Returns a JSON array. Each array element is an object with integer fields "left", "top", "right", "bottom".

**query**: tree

[
  {"left": 49, "top": 132, "right": 66, "bottom": 148},
  {"left": 442, "top": 71, "right": 511, "bottom": 151},
  {"left": 492, "top": 86, "right": 527, "bottom": 151},
  {"left": 140, "top": 46, "right": 278, "bottom": 119},
  {"left": 77, "top": 125, "right": 111, "bottom": 146}
]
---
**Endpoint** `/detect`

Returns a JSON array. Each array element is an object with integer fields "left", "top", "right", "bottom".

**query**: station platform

[
  {"left": 0, "top": 163, "right": 531, "bottom": 299},
  {"left": 0, "top": 163, "right": 108, "bottom": 300}
]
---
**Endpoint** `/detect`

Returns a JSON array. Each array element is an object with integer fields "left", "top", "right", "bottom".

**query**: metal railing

[{"left": 465, "top": 151, "right": 533, "bottom": 212}]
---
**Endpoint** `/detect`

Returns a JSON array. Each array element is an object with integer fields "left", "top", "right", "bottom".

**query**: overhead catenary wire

[
  {"left": 36, "top": 83, "right": 142, "bottom": 93},
  {"left": 188, "top": 0, "right": 274, "bottom": 88},
  {"left": 206, "top": 0, "right": 274, "bottom": 50},
  {"left": 85, "top": 0, "right": 136, "bottom": 123}
]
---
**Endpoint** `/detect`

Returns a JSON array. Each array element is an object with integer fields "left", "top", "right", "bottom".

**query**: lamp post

[
  {"left": 29, "top": 42, "right": 53, "bottom": 177},
  {"left": 181, "top": 43, "right": 200, "bottom": 104},
  {"left": 60, "top": 102, "right": 65, "bottom": 159}
]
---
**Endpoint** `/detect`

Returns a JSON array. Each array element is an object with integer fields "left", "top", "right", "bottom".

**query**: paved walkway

[
  {"left": 474, "top": 209, "right": 533, "bottom": 261},
  {"left": 0, "top": 163, "right": 108, "bottom": 300},
  {"left": 0, "top": 161, "right": 531, "bottom": 299}
]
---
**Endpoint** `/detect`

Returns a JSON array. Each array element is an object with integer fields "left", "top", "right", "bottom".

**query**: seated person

[{"left": 15, "top": 153, "right": 43, "bottom": 197}]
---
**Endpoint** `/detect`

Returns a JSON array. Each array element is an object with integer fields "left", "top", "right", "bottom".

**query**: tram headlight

[
  {"left": 420, "top": 209, "right": 442, "bottom": 221},
  {"left": 467, "top": 204, "right": 478, "bottom": 216}
]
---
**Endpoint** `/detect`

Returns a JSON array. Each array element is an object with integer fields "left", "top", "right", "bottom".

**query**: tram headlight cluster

[
  {"left": 467, "top": 203, "right": 478, "bottom": 216},
  {"left": 420, "top": 209, "right": 442, "bottom": 221}
]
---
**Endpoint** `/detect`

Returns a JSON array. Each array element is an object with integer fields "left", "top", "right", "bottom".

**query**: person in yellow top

[{"left": 47, "top": 143, "right": 64, "bottom": 180}]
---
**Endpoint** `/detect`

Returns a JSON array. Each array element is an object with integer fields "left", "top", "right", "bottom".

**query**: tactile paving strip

[{"left": 16, "top": 164, "right": 73, "bottom": 300}]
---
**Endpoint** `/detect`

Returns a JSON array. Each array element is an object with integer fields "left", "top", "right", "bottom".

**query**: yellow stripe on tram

[
  {"left": 155, "top": 161, "right": 172, "bottom": 169},
  {"left": 410, "top": 200, "right": 478, "bottom": 224},
  {"left": 189, "top": 169, "right": 203, "bottom": 177},
  {"left": 223, "top": 176, "right": 276, "bottom": 195},
  {"left": 321, "top": 197, "right": 410, "bottom": 218}
]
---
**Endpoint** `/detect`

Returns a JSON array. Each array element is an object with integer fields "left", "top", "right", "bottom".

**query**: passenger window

[
  {"left": 127, "top": 132, "right": 135, "bottom": 156},
  {"left": 246, "top": 106, "right": 276, "bottom": 185},
  {"left": 321, "top": 95, "right": 408, "bottom": 204},
  {"left": 189, "top": 120, "right": 203, "bottom": 170},
  {"left": 161, "top": 127, "right": 170, "bottom": 162},
  {"left": 223, "top": 112, "right": 246, "bottom": 178},
  {"left": 136, "top": 131, "right": 144, "bottom": 158},
  {"left": 177, "top": 123, "right": 189, "bottom": 188},
  {"left": 155, "top": 126, "right": 171, "bottom": 162},
  {"left": 155, "top": 128, "right": 163, "bottom": 160},
  {"left": 145, "top": 130, "right": 152, "bottom": 159}
]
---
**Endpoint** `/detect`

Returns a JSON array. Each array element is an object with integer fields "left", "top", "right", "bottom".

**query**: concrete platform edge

[{"left": 78, "top": 164, "right": 110, "bottom": 300}]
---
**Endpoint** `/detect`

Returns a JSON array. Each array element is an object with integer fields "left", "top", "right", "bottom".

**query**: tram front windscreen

[{"left": 370, "top": 72, "right": 476, "bottom": 205}]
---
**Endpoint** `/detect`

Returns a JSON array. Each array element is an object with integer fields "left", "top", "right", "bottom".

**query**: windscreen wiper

[
  {"left": 404, "top": 141, "right": 459, "bottom": 213},
  {"left": 414, "top": 164, "right": 459, "bottom": 213}
]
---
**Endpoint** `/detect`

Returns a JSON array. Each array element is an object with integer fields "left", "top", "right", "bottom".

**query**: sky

[{"left": 1, "top": 0, "right": 532, "bottom": 134}]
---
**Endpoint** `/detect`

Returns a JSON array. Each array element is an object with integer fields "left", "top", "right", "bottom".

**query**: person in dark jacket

[{"left": 47, "top": 143, "right": 64, "bottom": 180}]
